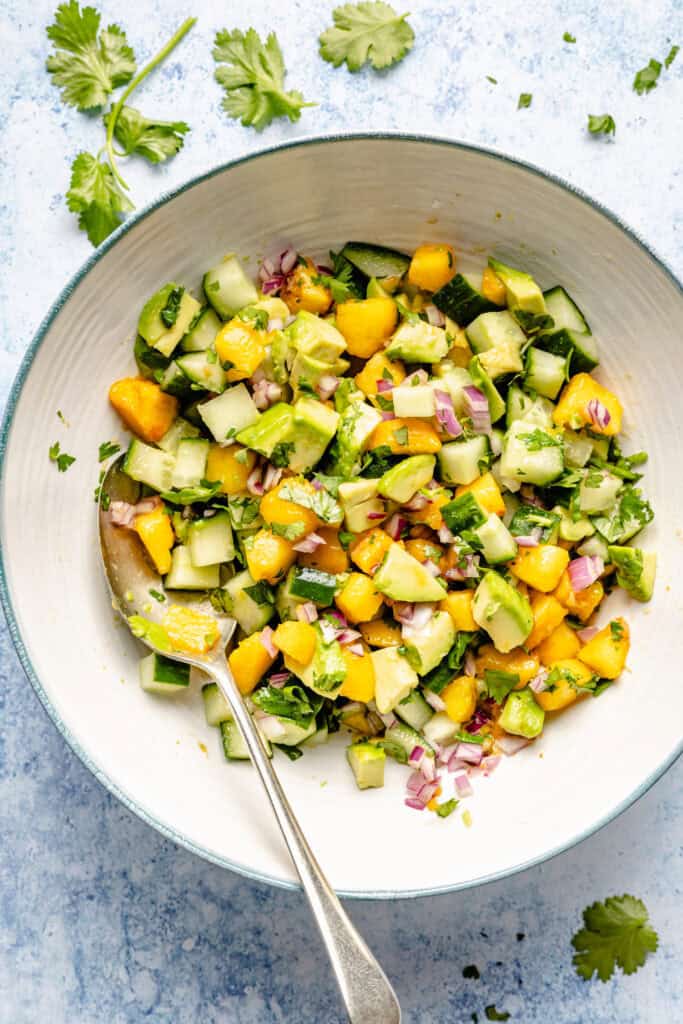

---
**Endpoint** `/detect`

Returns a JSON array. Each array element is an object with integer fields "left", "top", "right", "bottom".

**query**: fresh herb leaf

[
  {"left": 275, "top": 744, "right": 304, "bottom": 761},
  {"left": 393, "top": 425, "right": 409, "bottom": 446},
  {"left": 213, "top": 28, "right": 314, "bottom": 130},
  {"left": 610, "top": 620, "right": 625, "bottom": 641},
  {"left": 484, "top": 669, "right": 519, "bottom": 704},
  {"left": 514, "top": 309, "right": 555, "bottom": 335},
  {"left": 209, "top": 588, "right": 231, "bottom": 614},
  {"left": 228, "top": 495, "right": 261, "bottom": 530},
  {"left": 518, "top": 92, "right": 532, "bottom": 109},
  {"left": 237, "top": 306, "right": 269, "bottom": 330},
  {"left": 296, "top": 377, "right": 316, "bottom": 397},
  {"left": 454, "top": 730, "right": 486, "bottom": 745},
  {"left": 485, "top": 1008, "right": 510, "bottom": 1022},
  {"left": 313, "top": 261, "right": 358, "bottom": 303},
  {"left": 319, "top": 2, "right": 414, "bottom": 72},
  {"left": 563, "top": 31, "right": 576, "bottom": 43},
  {"left": 508, "top": 505, "right": 560, "bottom": 542},
  {"left": 572, "top": 894, "right": 658, "bottom": 981},
  {"left": 270, "top": 441, "right": 295, "bottom": 468},
  {"left": 271, "top": 521, "right": 307, "bottom": 540},
  {"left": 106, "top": 105, "right": 189, "bottom": 164},
  {"left": 243, "top": 581, "right": 276, "bottom": 606},
  {"left": 93, "top": 468, "right": 109, "bottom": 506},
  {"left": 313, "top": 473, "right": 343, "bottom": 498},
  {"left": 98, "top": 440, "right": 121, "bottom": 462},
  {"left": 338, "top": 530, "right": 354, "bottom": 549},
  {"left": 633, "top": 57, "right": 662, "bottom": 94},
  {"left": 49, "top": 441, "right": 76, "bottom": 472},
  {"left": 423, "top": 632, "right": 479, "bottom": 694},
  {"left": 436, "top": 798, "right": 459, "bottom": 819},
  {"left": 160, "top": 480, "right": 222, "bottom": 504},
  {"left": 46, "top": 0, "right": 136, "bottom": 110},
  {"left": 57, "top": 409, "right": 68, "bottom": 425},
  {"left": 519, "top": 428, "right": 562, "bottom": 451},
  {"left": 279, "top": 482, "right": 343, "bottom": 525},
  {"left": 251, "top": 683, "right": 322, "bottom": 725},
  {"left": 149, "top": 588, "right": 166, "bottom": 603},
  {"left": 66, "top": 151, "right": 133, "bottom": 245},
  {"left": 361, "top": 444, "right": 396, "bottom": 477},
  {"left": 664, "top": 44, "right": 679, "bottom": 68},
  {"left": 587, "top": 113, "right": 616, "bottom": 136},
  {"left": 486, "top": 75, "right": 497, "bottom": 84},
  {"left": 160, "top": 286, "right": 185, "bottom": 328}
]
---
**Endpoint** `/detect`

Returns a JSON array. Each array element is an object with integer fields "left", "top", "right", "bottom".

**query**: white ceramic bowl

[{"left": 2, "top": 135, "right": 682, "bottom": 898}]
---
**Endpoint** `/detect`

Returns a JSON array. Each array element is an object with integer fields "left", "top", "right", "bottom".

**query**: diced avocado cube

[
  {"left": 488, "top": 258, "right": 547, "bottom": 314},
  {"left": 377, "top": 454, "right": 435, "bottom": 503},
  {"left": 554, "top": 505, "right": 594, "bottom": 543},
  {"left": 373, "top": 544, "right": 446, "bottom": 603},
  {"left": 608, "top": 546, "right": 657, "bottom": 602},
  {"left": 392, "top": 383, "right": 436, "bottom": 418},
  {"left": 139, "top": 652, "right": 190, "bottom": 694},
  {"left": 402, "top": 611, "right": 456, "bottom": 675},
  {"left": 344, "top": 497, "right": 387, "bottom": 533},
  {"left": 479, "top": 339, "right": 524, "bottom": 379},
  {"left": 473, "top": 571, "right": 533, "bottom": 653},
  {"left": 465, "top": 310, "right": 527, "bottom": 353},
  {"left": 138, "top": 284, "right": 202, "bottom": 358},
  {"left": 199, "top": 384, "right": 261, "bottom": 444},
  {"left": 370, "top": 647, "right": 419, "bottom": 713},
  {"left": 203, "top": 256, "right": 259, "bottom": 320},
  {"left": 202, "top": 682, "right": 233, "bottom": 726},
  {"left": 334, "top": 400, "right": 383, "bottom": 478},
  {"left": 386, "top": 320, "right": 449, "bottom": 363},
  {"left": 468, "top": 356, "right": 506, "bottom": 422},
  {"left": 269, "top": 329, "right": 295, "bottom": 385},
  {"left": 287, "top": 311, "right": 347, "bottom": 362},
  {"left": 290, "top": 397, "right": 340, "bottom": 473},
  {"left": 289, "top": 352, "right": 350, "bottom": 399},
  {"left": 273, "top": 718, "right": 318, "bottom": 747},
  {"left": 499, "top": 688, "right": 545, "bottom": 738},
  {"left": 290, "top": 567, "right": 338, "bottom": 605},
  {"left": 339, "top": 479, "right": 379, "bottom": 510},
  {"left": 284, "top": 622, "right": 347, "bottom": 697},
  {"left": 236, "top": 402, "right": 295, "bottom": 457},
  {"left": 346, "top": 742, "right": 385, "bottom": 790}
]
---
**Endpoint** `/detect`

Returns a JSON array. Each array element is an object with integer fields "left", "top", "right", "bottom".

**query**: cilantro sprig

[
  {"left": 572, "top": 894, "right": 658, "bottom": 981},
  {"left": 213, "top": 28, "right": 315, "bottom": 130},
  {"left": 587, "top": 114, "right": 616, "bottom": 137},
  {"left": 49, "top": 441, "right": 76, "bottom": 472},
  {"left": 320, "top": 2, "right": 414, "bottom": 72}
]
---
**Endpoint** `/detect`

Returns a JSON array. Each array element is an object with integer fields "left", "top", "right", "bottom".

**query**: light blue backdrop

[{"left": 1, "top": 1, "right": 681, "bottom": 1021}]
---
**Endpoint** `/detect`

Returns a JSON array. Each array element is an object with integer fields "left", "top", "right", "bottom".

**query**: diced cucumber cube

[
  {"left": 165, "top": 546, "right": 220, "bottom": 590},
  {"left": 439, "top": 435, "right": 489, "bottom": 485},
  {"left": 188, "top": 511, "right": 234, "bottom": 568},
  {"left": 220, "top": 720, "right": 272, "bottom": 760},
  {"left": 202, "top": 682, "right": 232, "bottom": 726},
  {"left": 171, "top": 438, "right": 209, "bottom": 490},
  {"left": 204, "top": 256, "right": 259, "bottom": 321},
  {"left": 139, "top": 652, "right": 190, "bottom": 694},
  {"left": 123, "top": 439, "right": 174, "bottom": 492},
  {"left": 157, "top": 417, "right": 201, "bottom": 454}
]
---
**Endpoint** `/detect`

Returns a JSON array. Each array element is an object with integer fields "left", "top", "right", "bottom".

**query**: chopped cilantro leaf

[
  {"left": 485, "top": 1008, "right": 510, "bottom": 1022},
  {"left": 271, "top": 521, "right": 306, "bottom": 540},
  {"left": 484, "top": 669, "right": 519, "bottom": 704},
  {"left": 572, "top": 894, "right": 658, "bottom": 981},
  {"left": 270, "top": 441, "right": 295, "bottom": 467},
  {"left": 243, "top": 581, "right": 276, "bottom": 606},
  {"left": 160, "top": 286, "right": 184, "bottom": 328},
  {"left": 107, "top": 105, "right": 190, "bottom": 164},
  {"left": 149, "top": 588, "right": 166, "bottom": 602},
  {"left": 57, "top": 409, "right": 68, "bottom": 425},
  {"left": 319, "top": 2, "right": 415, "bottom": 72},
  {"left": 49, "top": 441, "right": 76, "bottom": 473},
  {"left": 518, "top": 92, "right": 532, "bottom": 109},
  {"left": 588, "top": 114, "right": 616, "bottom": 136},
  {"left": 519, "top": 429, "right": 562, "bottom": 451},
  {"left": 486, "top": 75, "right": 497, "bottom": 84},
  {"left": 633, "top": 57, "right": 662, "bottom": 94},
  {"left": 159, "top": 480, "right": 222, "bottom": 504},
  {"left": 393, "top": 425, "right": 409, "bottom": 446},
  {"left": 610, "top": 620, "right": 624, "bottom": 641},
  {"left": 664, "top": 44, "right": 679, "bottom": 68},
  {"left": 563, "top": 31, "right": 576, "bottom": 43},
  {"left": 98, "top": 440, "right": 121, "bottom": 462},
  {"left": 279, "top": 482, "right": 343, "bottom": 525},
  {"left": 436, "top": 798, "right": 459, "bottom": 819}
]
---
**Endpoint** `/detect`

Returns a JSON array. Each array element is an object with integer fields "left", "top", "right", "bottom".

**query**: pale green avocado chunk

[
  {"left": 478, "top": 339, "right": 524, "bottom": 379},
  {"left": 488, "top": 257, "right": 547, "bottom": 314},
  {"left": 283, "top": 622, "right": 347, "bottom": 698},
  {"left": 334, "top": 399, "right": 382, "bottom": 478},
  {"left": 373, "top": 544, "right": 446, "bottom": 603},
  {"left": 138, "top": 284, "right": 202, "bottom": 358},
  {"left": 499, "top": 688, "right": 545, "bottom": 738},
  {"left": 287, "top": 310, "right": 347, "bottom": 362},
  {"left": 289, "top": 351, "right": 350, "bottom": 399},
  {"left": 466, "top": 310, "right": 527, "bottom": 352},
  {"left": 377, "top": 454, "right": 435, "bottom": 503},
  {"left": 402, "top": 610, "right": 456, "bottom": 675},
  {"left": 339, "top": 478, "right": 379, "bottom": 510},
  {"left": 346, "top": 742, "right": 385, "bottom": 790},
  {"left": 386, "top": 320, "right": 449, "bottom": 363},
  {"left": 473, "top": 571, "right": 533, "bottom": 653},
  {"left": 236, "top": 402, "right": 294, "bottom": 456},
  {"left": 344, "top": 497, "right": 386, "bottom": 533},
  {"left": 236, "top": 398, "right": 339, "bottom": 472},
  {"left": 608, "top": 546, "right": 657, "bottom": 602},
  {"left": 370, "top": 646, "right": 419, "bottom": 713},
  {"left": 469, "top": 356, "right": 506, "bottom": 422}
]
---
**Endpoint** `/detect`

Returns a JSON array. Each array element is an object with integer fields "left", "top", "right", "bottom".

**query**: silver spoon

[{"left": 99, "top": 456, "right": 401, "bottom": 1024}]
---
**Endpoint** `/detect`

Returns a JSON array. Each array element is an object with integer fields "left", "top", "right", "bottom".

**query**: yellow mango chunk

[
  {"left": 408, "top": 489, "right": 450, "bottom": 530},
  {"left": 280, "top": 258, "right": 332, "bottom": 315},
  {"left": 228, "top": 631, "right": 277, "bottom": 695},
  {"left": 481, "top": 266, "right": 506, "bottom": 305},
  {"left": 260, "top": 478, "right": 320, "bottom": 538},
  {"left": 442, "top": 675, "right": 478, "bottom": 723},
  {"left": 475, "top": 644, "right": 540, "bottom": 687},
  {"left": 206, "top": 444, "right": 257, "bottom": 496},
  {"left": 535, "top": 658, "right": 595, "bottom": 711},
  {"left": 536, "top": 620, "right": 581, "bottom": 665},
  {"left": 553, "top": 373, "right": 623, "bottom": 436},
  {"left": 215, "top": 321, "right": 266, "bottom": 382},
  {"left": 245, "top": 529, "right": 296, "bottom": 584},
  {"left": 512, "top": 545, "right": 570, "bottom": 593},
  {"left": 408, "top": 244, "right": 456, "bottom": 292},
  {"left": 455, "top": 471, "right": 505, "bottom": 516},
  {"left": 134, "top": 506, "right": 174, "bottom": 575},
  {"left": 335, "top": 297, "right": 398, "bottom": 359},
  {"left": 354, "top": 351, "right": 405, "bottom": 403},
  {"left": 359, "top": 618, "right": 402, "bottom": 648},
  {"left": 440, "top": 590, "right": 478, "bottom": 632},
  {"left": 526, "top": 593, "right": 567, "bottom": 649},
  {"left": 273, "top": 620, "right": 317, "bottom": 665},
  {"left": 336, "top": 573, "right": 384, "bottom": 624},
  {"left": 368, "top": 417, "right": 442, "bottom": 454},
  {"left": 162, "top": 604, "right": 220, "bottom": 656},
  {"left": 299, "top": 527, "right": 350, "bottom": 575},
  {"left": 109, "top": 377, "right": 178, "bottom": 443},
  {"left": 578, "top": 618, "right": 630, "bottom": 679},
  {"left": 349, "top": 529, "right": 394, "bottom": 575},
  {"left": 553, "top": 571, "right": 605, "bottom": 622},
  {"left": 339, "top": 647, "right": 376, "bottom": 703}
]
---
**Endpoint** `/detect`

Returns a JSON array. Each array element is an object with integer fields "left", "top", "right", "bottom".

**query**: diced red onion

[
  {"left": 268, "top": 671, "right": 291, "bottom": 688},
  {"left": 464, "top": 651, "right": 477, "bottom": 677},
  {"left": 438, "top": 525, "right": 455, "bottom": 544},
  {"left": 316, "top": 374, "right": 340, "bottom": 401},
  {"left": 261, "top": 275, "right": 284, "bottom": 295},
  {"left": 399, "top": 602, "right": 436, "bottom": 632},
  {"left": 496, "top": 734, "right": 531, "bottom": 756},
  {"left": 376, "top": 378, "right": 394, "bottom": 393},
  {"left": 378, "top": 711, "right": 396, "bottom": 728},
  {"left": 454, "top": 773, "right": 474, "bottom": 798},
  {"left": 448, "top": 553, "right": 479, "bottom": 582},
  {"left": 405, "top": 369, "right": 428, "bottom": 386},
  {"left": 463, "top": 385, "right": 491, "bottom": 433},
  {"left": 405, "top": 797, "right": 426, "bottom": 811},
  {"left": 327, "top": 609, "right": 347, "bottom": 628},
  {"left": 267, "top": 317, "right": 284, "bottom": 332},
  {"left": 380, "top": 410, "right": 395, "bottom": 421},
  {"left": 292, "top": 531, "right": 326, "bottom": 553},
  {"left": 587, "top": 398, "right": 611, "bottom": 430},
  {"left": 438, "top": 743, "right": 457, "bottom": 764},
  {"left": 482, "top": 755, "right": 501, "bottom": 776},
  {"left": 515, "top": 528, "right": 542, "bottom": 548},
  {"left": 392, "top": 601, "right": 415, "bottom": 625},
  {"left": 423, "top": 559, "right": 442, "bottom": 578},
  {"left": 434, "top": 389, "right": 463, "bottom": 437},
  {"left": 260, "top": 258, "right": 277, "bottom": 279},
  {"left": 111, "top": 496, "right": 161, "bottom": 527},
  {"left": 425, "top": 303, "right": 446, "bottom": 327},
  {"left": 258, "top": 627, "right": 276, "bottom": 659},
  {"left": 568, "top": 555, "right": 604, "bottom": 592},
  {"left": 447, "top": 755, "right": 468, "bottom": 773},
  {"left": 529, "top": 667, "right": 549, "bottom": 693},
  {"left": 336, "top": 628, "right": 363, "bottom": 646},
  {"left": 404, "top": 493, "right": 429, "bottom": 511},
  {"left": 520, "top": 485, "right": 545, "bottom": 508},
  {"left": 455, "top": 742, "right": 484, "bottom": 766},
  {"left": 259, "top": 714, "right": 287, "bottom": 741},
  {"left": 262, "top": 463, "right": 283, "bottom": 492},
  {"left": 317, "top": 264, "right": 334, "bottom": 275},
  {"left": 280, "top": 247, "right": 298, "bottom": 275},
  {"left": 319, "top": 619, "right": 339, "bottom": 644},
  {"left": 251, "top": 367, "right": 266, "bottom": 385},
  {"left": 577, "top": 625, "right": 599, "bottom": 643},
  {"left": 385, "top": 513, "right": 407, "bottom": 540},
  {"left": 420, "top": 757, "right": 438, "bottom": 783},
  {"left": 406, "top": 770, "right": 426, "bottom": 794},
  {"left": 409, "top": 745, "right": 425, "bottom": 765},
  {"left": 296, "top": 602, "right": 318, "bottom": 623},
  {"left": 424, "top": 689, "right": 447, "bottom": 712},
  {"left": 346, "top": 641, "right": 365, "bottom": 657},
  {"left": 367, "top": 510, "right": 386, "bottom": 520}
]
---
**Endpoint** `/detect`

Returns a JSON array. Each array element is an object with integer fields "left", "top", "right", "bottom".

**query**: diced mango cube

[
  {"left": 368, "top": 418, "right": 442, "bottom": 454},
  {"left": 578, "top": 618, "right": 630, "bottom": 679},
  {"left": 536, "top": 620, "right": 581, "bottom": 665},
  {"left": 280, "top": 258, "right": 333, "bottom": 315},
  {"left": 408, "top": 244, "right": 456, "bottom": 292},
  {"left": 455, "top": 471, "right": 505, "bottom": 516},
  {"left": 162, "top": 604, "right": 220, "bottom": 656},
  {"left": 260, "top": 478, "right": 320, "bottom": 538},
  {"left": 339, "top": 647, "right": 376, "bottom": 703},
  {"left": 206, "top": 444, "right": 257, "bottom": 496},
  {"left": 526, "top": 593, "right": 567, "bottom": 649},
  {"left": 336, "top": 573, "right": 384, "bottom": 623},
  {"left": 109, "top": 377, "right": 178, "bottom": 443},
  {"left": 354, "top": 352, "right": 405, "bottom": 402},
  {"left": 359, "top": 618, "right": 402, "bottom": 648},
  {"left": 553, "top": 571, "right": 604, "bottom": 622},
  {"left": 245, "top": 529, "right": 296, "bottom": 584},
  {"left": 442, "top": 675, "right": 478, "bottom": 723},
  {"left": 336, "top": 297, "right": 398, "bottom": 359},
  {"left": 440, "top": 590, "right": 478, "bottom": 632},
  {"left": 273, "top": 620, "right": 317, "bottom": 665},
  {"left": 535, "top": 658, "right": 595, "bottom": 711},
  {"left": 349, "top": 529, "right": 394, "bottom": 575},
  {"left": 228, "top": 631, "right": 277, "bottom": 695},
  {"left": 512, "top": 545, "right": 570, "bottom": 593},
  {"left": 553, "top": 373, "right": 623, "bottom": 436},
  {"left": 475, "top": 644, "right": 540, "bottom": 687},
  {"left": 481, "top": 267, "right": 506, "bottom": 305},
  {"left": 134, "top": 506, "right": 174, "bottom": 575},
  {"left": 215, "top": 321, "right": 266, "bottom": 382}
]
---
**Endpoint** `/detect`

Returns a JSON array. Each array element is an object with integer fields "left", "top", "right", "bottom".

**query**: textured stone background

[{"left": 0, "top": 1, "right": 681, "bottom": 1021}]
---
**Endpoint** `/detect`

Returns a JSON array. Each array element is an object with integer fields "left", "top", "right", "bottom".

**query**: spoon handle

[{"left": 210, "top": 660, "right": 401, "bottom": 1024}]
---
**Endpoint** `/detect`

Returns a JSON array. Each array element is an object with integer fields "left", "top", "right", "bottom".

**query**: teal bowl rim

[{"left": 1, "top": 132, "right": 681, "bottom": 900}]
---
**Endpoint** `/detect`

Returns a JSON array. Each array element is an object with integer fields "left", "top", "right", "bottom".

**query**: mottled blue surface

[{"left": 1, "top": 1, "right": 681, "bottom": 1020}]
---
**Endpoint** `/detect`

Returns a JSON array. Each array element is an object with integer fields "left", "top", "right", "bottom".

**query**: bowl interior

[{"left": 3, "top": 137, "right": 682, "bottom": 896}]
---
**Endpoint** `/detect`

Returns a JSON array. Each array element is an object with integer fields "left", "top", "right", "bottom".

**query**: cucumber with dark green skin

[
  {"left": 135, "top": 335, "right": 169, "bottom": 378},
  {"left": 155, "top": 360, "right": 195, "bottom": 400},
  {"left": 433, "top": 273, "right": 501, "bottom": 325},
  {"left": 340, "top": 241, "right": 411, "bottom": 282},
  {"left": 534, "top": 328, "right": 599, "bottom": 374},
  {"left": 290, "top": 567, "right": 338, "bottom": 605}
]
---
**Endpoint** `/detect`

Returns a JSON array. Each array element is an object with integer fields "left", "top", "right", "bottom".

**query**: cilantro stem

[{"left": 105, "top": 17, "right": 196, "bottom": 191}]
